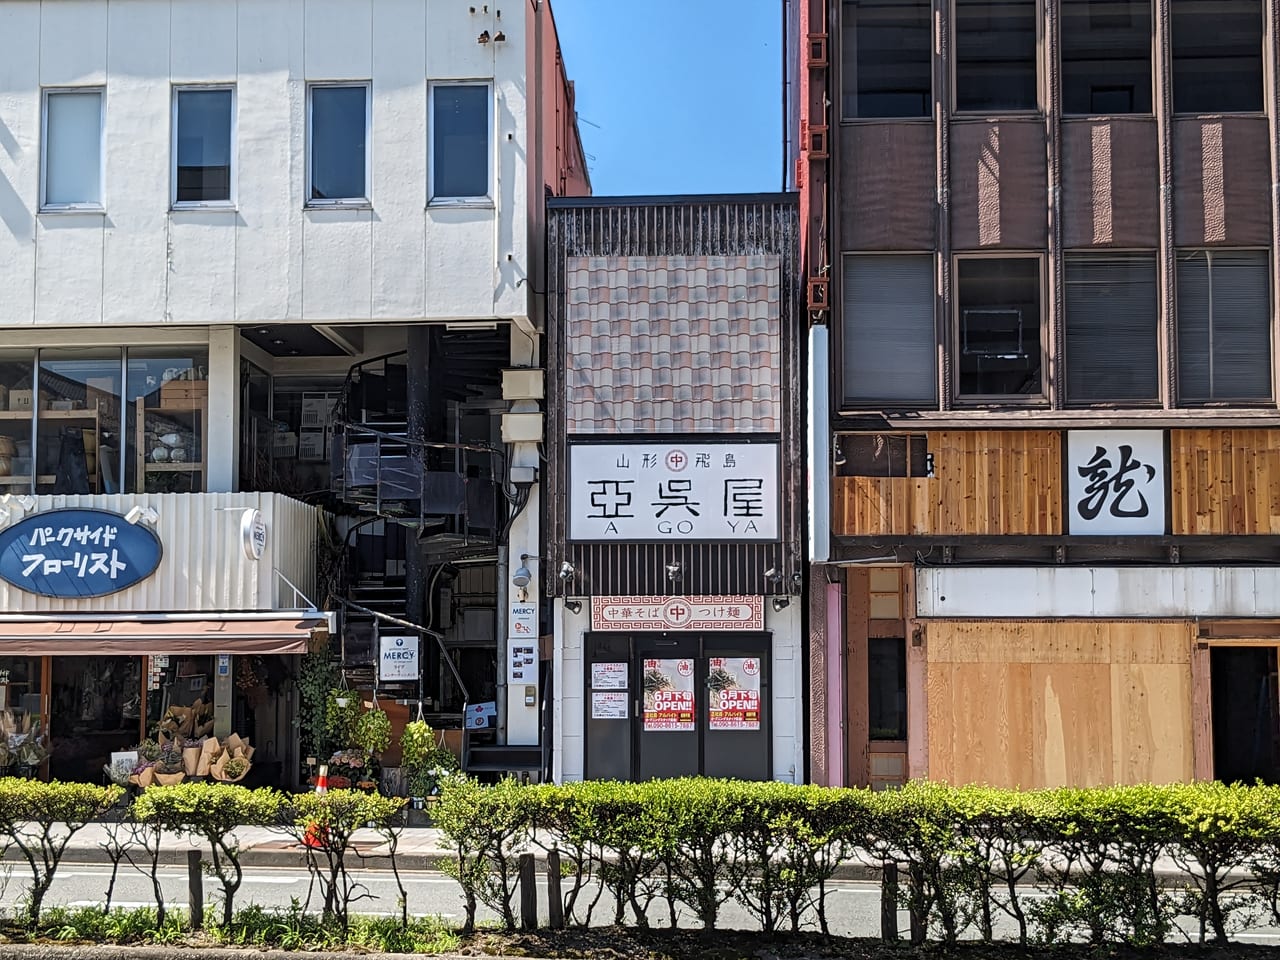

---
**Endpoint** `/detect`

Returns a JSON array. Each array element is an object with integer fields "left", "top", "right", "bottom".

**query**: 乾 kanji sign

[{"left": 568, "top": 442, "right": 779, "bottom": 541}]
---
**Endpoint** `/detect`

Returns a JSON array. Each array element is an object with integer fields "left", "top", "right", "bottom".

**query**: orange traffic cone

[{"left": 304, "top": 765, "right": 329, "bottom": 849}]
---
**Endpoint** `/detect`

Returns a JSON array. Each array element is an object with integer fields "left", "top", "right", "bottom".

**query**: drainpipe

[{"left": 496, "top": 542, "right": 508, "bottom": 742}]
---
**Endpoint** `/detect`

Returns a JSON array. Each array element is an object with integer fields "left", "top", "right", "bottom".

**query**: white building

[{"left": 0, "top": 0, "right": 588, "bottom": 783}]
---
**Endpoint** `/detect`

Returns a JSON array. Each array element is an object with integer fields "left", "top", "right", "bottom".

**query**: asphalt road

[{"left": 11, "top": 864, "right": 1280, "bottom": 944}]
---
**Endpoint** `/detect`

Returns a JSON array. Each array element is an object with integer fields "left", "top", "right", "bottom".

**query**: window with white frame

[
  {"left": 42, "top": 89, "right": 103, "bottom": 209},
  {"left": 431, "top": 83, "right": 491, "bottom": 201},
  {"left": 173, "top": 87, "right": 234, "bottom": 206},
  {"left": 309, "top": 84, "right": 369, "bottom": 204},
  {"left": 1177, "top": 250, "right": 1272, "bottom": 402}
]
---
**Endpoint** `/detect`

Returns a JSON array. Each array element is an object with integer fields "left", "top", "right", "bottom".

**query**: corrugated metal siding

[
  {"left": 0, "top": 492, "right": 321, "bottom": 614},
  {"left": 546, "top": 196, "right": 803, "bottom": 598}
]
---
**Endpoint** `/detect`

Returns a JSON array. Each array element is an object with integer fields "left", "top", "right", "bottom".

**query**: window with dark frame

[
  {"left": 1061, "top": 0, "right": 1153, "bottom": 115},
  {"left": 869, "top": 636, "right": 907, "bottom": 741},
  {"left": 843, "top": 254, "right": 938, "bottom": 405},
  {"left": 841, "top": 0, "right": 932, "bottom": 119},
  {"left": 309, "top": 84, "right": 368, "bottom": 203},
  {"left": 837, "top": 434, "right": 932, "bottom": 478},
  {"left": 431, "top": 84, "right": 491, "bottom": 200},
  {"left": 1176, "top": 250, "right": 1272, "bottom": 403},
  {"left": 955, "top": 0, "right": 1038, "bottom": 112},
  {"left": 956, "top": 257, "right": 1043, "bottom": 398},
  {"left": 174, "top": 88, "right": 232, "bottom": 205},
  {"left": 1171, "top": 0, "right": 1263, "bottom": 113},
  {"left": 1064, "top": 253, "right": 1159, "bottom": 403}
]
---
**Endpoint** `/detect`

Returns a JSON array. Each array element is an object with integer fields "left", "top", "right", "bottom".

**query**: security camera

[{"left": 559, "top": 561, "right": 576, "bottom": 582}]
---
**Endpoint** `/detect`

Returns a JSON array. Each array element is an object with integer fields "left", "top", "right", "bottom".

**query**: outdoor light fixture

[
  {"left": 665, "top": 561, "right": 683, "bottom": 583},
  {"left": 772, "top": 597, "right": 791, "bottom": 613},
  {"left": 493, "top": 30, "right": 506, "bottom": 42},
  {"left": 15, "top": 495, "right": 34, "bottom": 512},
  {"left": 511, "top": 564, "right": 532, "bottom": 589},
  {"left": 0, "top": 507, "right": 9, "bottom": 530},
  {"left": 478, "top": 30, "right": 491, "bottom": 43},
  {"left": 125, "top": 505, "right": 160, "bottom": 526},
  {"left": 564, "top": 599, "right": 582, "bottom": 615},
  {"left": 764, "top": 565, "right": 783, "bottom": 585},
  {"left": 558, "top": 561, "right": 576, "bottom": 582}
]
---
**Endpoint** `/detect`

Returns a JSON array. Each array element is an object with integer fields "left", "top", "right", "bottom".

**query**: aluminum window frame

[
  {"left": 306, "top": 81, "right": 373, "bottom": 209},
  {"left": 952, "top": 251, "right": 1049, "bottom": 405},
  {"left": 428, "top": 80, "right": 495, "bottom": 206},
  {"left": 39, "top": 86, "right": 106, "bottom": 213},
  {"left": 1057, "top": 0, "right": 1157, "bottom": 118},
  {"left": 838, "top": 0, "right": 936, "bottom": 123},
  {"left": 950, "top": 0, "right": 1045, "bottom": 117},
  {"left": 170, "top": 84, "right": 237, "bottom": 211}
]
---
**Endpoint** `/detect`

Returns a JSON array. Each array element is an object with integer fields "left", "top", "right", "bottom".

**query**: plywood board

[{"left": 926, "top": 620, "right": 1194, "bottom": 787}]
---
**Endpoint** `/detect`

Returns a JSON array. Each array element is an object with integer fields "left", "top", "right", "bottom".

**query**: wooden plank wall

[
  {"left": 833, "top": 431, "right": 1062, "bottom": 537},
  {"left": 925, "top": 620, "right": 1194, "bottom": 787},
  {"left": 1170, "top": 430, "right": 1280, "bottom": 535}
]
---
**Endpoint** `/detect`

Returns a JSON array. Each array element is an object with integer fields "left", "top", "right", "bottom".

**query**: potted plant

[
  {"left": 324, "top": 689, "right": 361, "bottom": 748},
  {"left": 400, "top": 720, "right": 433, "bottom": 807}
]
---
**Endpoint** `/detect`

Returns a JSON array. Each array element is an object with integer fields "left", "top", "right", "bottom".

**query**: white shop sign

[
  {"left": 568, "top": 442, "right": 779, "bottom": 541},
  {"left": 378, "top": 634, "right": 419, "bottom": 681},
  {"left": 591, "top": 595, "right": 765, "bottom": 632},
  {"left": 1065, "top": 430, "right": 1166, "bottom": 536}
]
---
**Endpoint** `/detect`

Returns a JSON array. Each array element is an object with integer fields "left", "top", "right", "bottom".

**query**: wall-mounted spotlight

[
  {"left": 559, "top": 561, "right": 576, "bottom": 583},
  {"left": 125, "top": 505, "right": 160, "bottom": 526},
  {"left": 493, "top": 30, "right": 506, "bottom": 42},
  {"left": 764, "top": 565, "right": 783, "bottom": 585},
  {"left": 511, "top": 563, "right": 532, "bottom": 589},
  {"left": 833, "top": 435, "right": 847, "bottom": 467},
  {"left": 564, "top": 599, "right": 582, "bottom": 615},
  {"left": 478, "top": 30, "right": 491, "bottom": 43},
  {"left": 771, "top": 597, "right": 791, "bottom": 613},
  {"left": 665, "top": 560, "right": 683, "bottom": 583}
]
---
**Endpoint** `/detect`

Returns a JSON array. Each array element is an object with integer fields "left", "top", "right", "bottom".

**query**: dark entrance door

[
  {"left": 633, "top": 633, "right": 770, "bottom": 781},
  {"left": 1211, "top": 646, "right": 1280, "bottom": 784}
]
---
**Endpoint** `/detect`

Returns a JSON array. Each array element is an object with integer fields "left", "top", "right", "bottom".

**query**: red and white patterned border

[{"left": 590, "top": 595, "right": 764, "bottom": 631}]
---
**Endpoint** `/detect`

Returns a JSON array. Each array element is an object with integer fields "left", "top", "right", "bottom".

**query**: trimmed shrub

[{"left": 0, "top": 778, "right": 120, "bottom": 925}]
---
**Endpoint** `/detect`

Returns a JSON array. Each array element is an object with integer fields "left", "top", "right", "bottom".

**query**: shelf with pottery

[
  {"left": 134, "top": 396, "right": 207, "bottom": 493},
  {"left": 0, "top": 405, "right": 101, "bottom": 492}
]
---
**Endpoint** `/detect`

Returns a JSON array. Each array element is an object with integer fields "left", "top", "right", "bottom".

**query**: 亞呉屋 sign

[
  {"left": 568, "top": 442, "right": 779, "bottom": 541},
  {"left": 0, "top": 508, "right": 163, "bottom": 599}
]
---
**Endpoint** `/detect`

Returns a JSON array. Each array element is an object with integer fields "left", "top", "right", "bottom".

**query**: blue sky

[{"left": 552, "top": 0, "right": 784, "bottom": 197}]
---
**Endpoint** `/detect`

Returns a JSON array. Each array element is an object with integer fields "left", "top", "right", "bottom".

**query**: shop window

[
  {"left": 0, "top": 350, "right": 36, "bottom": 493},
  {"left": 1177, "top": 250, "right": 1272, "bottom": 402},
  {"left": 837, "top": 434, "right": 932, "bottom": 478},
  {"left": 954, "top": 0, "right": 1038, "bottom": 113},
  {"left": 1065, "top": 253, "right": 1159, "bottom": 402},
  {"left": 42, "top": 88, "right": 104, "bottom": 209},
  {"left": 1172, "top": 0, "right": 1263, "bottom": 113},
  {"left": 956, "top": 256, "right": 1044, "bottom": 399},
  {"left": 269, "top": 376, "right": 343, "bottom": 493},
  {"left": 240, "top": 359, "right": 273, "bottom": 492},
  {"left": 1061, "top": 0, "right": 1152, "bottom": 114},
  {"left": 0, "top": 656, "right": 43, "bottom": 776},
  {"left": 842, "top": 254, "right": 937, "bottom": 405},
  {"left": 126, "top": 349, "right": 209, "bottom": 493},
  {"left": 36, "top": 348, "right": 123, "bottom": 495},
  {"left": 172, "top": 87, "right": 234, "bottom": 206},
  {"left": 308, "top": 83, "right": 369, "bottom": 205},
  {"left": 869, "top": 637, "right": 907, "bottom": 740},
  {"left": 431, "top": 83, "right": 492, "bottom": 201},
  {"left": 841, "top": 0, "right": 933, "bottom": 119}
]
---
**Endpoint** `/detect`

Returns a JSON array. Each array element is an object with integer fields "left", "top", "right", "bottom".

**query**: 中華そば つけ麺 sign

[{"left": 0, "top": 508, "right": 163, "bottom": 598}]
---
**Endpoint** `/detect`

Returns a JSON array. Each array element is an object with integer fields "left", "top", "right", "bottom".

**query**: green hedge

[{"left": 435, "top": 777, "right": 1280, "bottom": 944}]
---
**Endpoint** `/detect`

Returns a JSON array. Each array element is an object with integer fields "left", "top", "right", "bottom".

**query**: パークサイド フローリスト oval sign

[{"left": 0, "top": 508, "right": 163, "bottom": 599}]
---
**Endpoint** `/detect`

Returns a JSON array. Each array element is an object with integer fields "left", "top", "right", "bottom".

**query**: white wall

[
  {"left": 0, "top": 0, "right": 529, "bottom": 329},
  {"left": 552, "top": 599, "right": 805, "bottom": 784},
  {"left": 916, "top": 566, "right": 1280, "bottom": 618}
]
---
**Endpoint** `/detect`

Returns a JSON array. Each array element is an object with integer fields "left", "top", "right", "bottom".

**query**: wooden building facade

[{"left": 789, "top": 0, "right": 1280, "bottom": 789}]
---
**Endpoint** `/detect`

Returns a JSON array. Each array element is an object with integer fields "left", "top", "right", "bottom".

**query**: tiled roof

[{"left": 565, "top": 255, "right": 781, "bottom": 434}]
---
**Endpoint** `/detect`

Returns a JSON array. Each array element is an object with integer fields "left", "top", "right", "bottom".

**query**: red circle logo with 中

[{"left": 665, "top": 449, "right": 688, "bottom": 472}]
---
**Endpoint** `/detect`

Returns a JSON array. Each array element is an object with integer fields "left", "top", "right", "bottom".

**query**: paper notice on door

[
  {"left": 642, "top": 657, "right": 695, "bottom": 731},
  {"left": 591, "top": 690, "right": 628, "bottom": 720},
  {"left": 591, "top": 661, "right": 628, "bottom": 690},
  {"left": 707, "top": 656, "right": 762, "bottom": 731}
]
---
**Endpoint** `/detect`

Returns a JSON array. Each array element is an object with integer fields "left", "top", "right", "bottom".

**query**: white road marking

[
  {"left": 240, "top": 877, "right": 301, "bottom": 885},
  {"left": 68, "top": 901, "right": 157, "bottom": 909}
]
